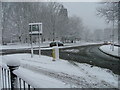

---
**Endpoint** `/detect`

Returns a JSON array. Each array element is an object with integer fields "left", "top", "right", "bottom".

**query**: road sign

[
  {"left": 29, "top": 23, "right": 42, "bottom": 35},
  {"left": 29, "top": 23, "right": 43, "bottom": 58}
]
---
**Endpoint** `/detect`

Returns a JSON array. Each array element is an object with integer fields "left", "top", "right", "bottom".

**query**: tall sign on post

[{"left": 29, "top": 23, "right": 42, "bottom": 58}]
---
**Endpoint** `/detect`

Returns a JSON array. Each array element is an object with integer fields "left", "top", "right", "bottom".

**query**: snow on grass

[
  {"left": 37, "top": 42, "right": 102, "bottom": 50},
  {"left": 1, "top": 41, "right": 102, "bottom": 50},
  {"left": 76, "top": 63, "right": 118, "bottom": 87},
  {"left": 2, "top": 54, "right": 85, "bottom": 77},
  {"left": 0, "top": 53, "right": 118, "bottom": 88},
  {"left": 99, "top": 45, "right": 119, "bottom": 57},
  {"left": 0, "top": 42, "right": 49, "bottom": 50}
]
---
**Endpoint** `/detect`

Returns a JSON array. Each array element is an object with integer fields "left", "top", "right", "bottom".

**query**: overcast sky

[{"left": 62, "top": 2, "right": 111, "bottom": 31}]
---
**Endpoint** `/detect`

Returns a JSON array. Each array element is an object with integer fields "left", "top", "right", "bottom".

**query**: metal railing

[{"left": 1, "top": 63, "right": 36, "bottom": 90}]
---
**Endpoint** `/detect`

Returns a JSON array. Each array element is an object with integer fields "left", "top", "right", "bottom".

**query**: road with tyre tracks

[{"left": 35, "top": 44, "right": 119, "bottom": 75}]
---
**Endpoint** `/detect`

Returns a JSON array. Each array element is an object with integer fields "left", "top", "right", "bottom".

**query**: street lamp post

[{"left": 112, "top": 3, "right": 115, "bottom": 51}]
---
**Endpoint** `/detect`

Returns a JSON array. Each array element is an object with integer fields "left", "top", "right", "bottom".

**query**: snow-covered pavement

[
  {"left": 99, "top": 45, "right": 119, "bottom": 58},
  {"left": 1, "top": 54, "right": 118, "bottom": 88}
]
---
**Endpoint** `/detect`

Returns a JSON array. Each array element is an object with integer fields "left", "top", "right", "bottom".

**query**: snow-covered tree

[{"left": 97, "top": 2, "right": 118, "bottom": 23}]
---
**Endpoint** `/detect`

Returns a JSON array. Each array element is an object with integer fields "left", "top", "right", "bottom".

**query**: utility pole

[
  {"left": 52, "top": 14, "right": 55, "bottom": 41},
  {"left": 112, "top": 2, "right": 115, "bottom": 51},
  {"left": 118, "top": 1, "right": 120, "bottom": 58}
]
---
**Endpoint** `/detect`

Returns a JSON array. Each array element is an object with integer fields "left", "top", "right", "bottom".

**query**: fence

[{"left": 1, "top": 60, "right": 36, "bottom": 90}]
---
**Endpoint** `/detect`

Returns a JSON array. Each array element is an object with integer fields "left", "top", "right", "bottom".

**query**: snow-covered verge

[
  {"left": 0, "top": 54, "right": 119, "bottom": 88},
  {"left": 36, "top": 42, "right": 102, "bottom": 50},
  {"left": 14, "top": 67, "right": 70, "bottom": 88},
  {"left": 0, "top": 42, "right": 49, "bottom": 50},
  {"left": 99, "top": 45, "right": 119, "bottom": 58},
  {"left": 0, "top": 41, "right": 102, "bottom": 50}
]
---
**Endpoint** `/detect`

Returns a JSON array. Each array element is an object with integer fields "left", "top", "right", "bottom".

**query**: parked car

[{"left": 50, "top": 42, "right": 64, "bottom": 47}]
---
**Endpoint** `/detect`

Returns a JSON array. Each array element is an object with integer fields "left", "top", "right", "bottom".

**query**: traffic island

[{"left": 99, "top": 45, "right": 120, "bottom": 58}]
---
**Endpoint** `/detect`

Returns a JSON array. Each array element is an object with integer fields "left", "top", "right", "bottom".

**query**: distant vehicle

[
  {"left": 2, "top": 42, "right": 7, "bottom": 45},
  {"left": 50, "top": 42, "right": 64, "bottom": 47}
]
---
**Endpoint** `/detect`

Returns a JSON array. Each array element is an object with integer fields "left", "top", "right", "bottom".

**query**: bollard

[
  {"left": 52, "top": 48, "right": 55, "bottom": 61},
  {"left": 52, "top": 46, "right": 59, "bottom": 61}
]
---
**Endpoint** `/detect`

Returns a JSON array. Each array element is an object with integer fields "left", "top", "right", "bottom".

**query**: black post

[
  {"left": 2, "top": 68, "right": 4, "bottom": 89},
  {"left": 7, "top": 65, "right": 19, "bottom": 89},
  {"left": 7, "top": 70, "right": 10, "bottom": 88},
  {"left": 4, "top": 69, "right": 7, "bottom": 88}
]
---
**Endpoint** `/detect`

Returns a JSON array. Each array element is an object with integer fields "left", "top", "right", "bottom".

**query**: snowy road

[{"left": 35, "top": 45, "right": 119, "bottom": 75}]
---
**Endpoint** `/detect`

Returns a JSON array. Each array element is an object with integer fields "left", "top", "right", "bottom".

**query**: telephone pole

[{"left": 112, "top": 2, "right": 115, "bottom": 51}]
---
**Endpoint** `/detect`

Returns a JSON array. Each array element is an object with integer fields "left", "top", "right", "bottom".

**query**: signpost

[{"left": 29, "top": 23, "right": 42, "bottom": 58}]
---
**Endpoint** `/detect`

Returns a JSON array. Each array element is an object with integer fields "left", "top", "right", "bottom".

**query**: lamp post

[
  {"left": 118, "top": 1, "right": 120, "bottom": 45},
  {"left": 112, "top": 2, "right": 115, "bottom": 51}
]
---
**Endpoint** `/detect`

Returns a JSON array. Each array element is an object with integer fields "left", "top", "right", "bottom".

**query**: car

[
  {"left": 2, "top": 42, "right": 7, "bottom": 45},
  {"left": 50, "top": 42, "right": 64, "bottom": 47}
]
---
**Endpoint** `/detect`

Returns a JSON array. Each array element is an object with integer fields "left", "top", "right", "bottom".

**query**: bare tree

[
  {"left": 67, "top": 16, "right": 84, "bottom": 40},
  {"left": 2, "top": 2, "right": 86, "bottom": 44},
  {"left": 97, "top": 2, "right": 119, "bottom": 51},
  {"left": 46, "top": 2, "right": 67, "bottom": 41},
  {"left": 97, "top": 2, "right": 118, "bottom": 23},
  {"left": 2, "top": 2, "right": 68, "bottom": 43}
]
